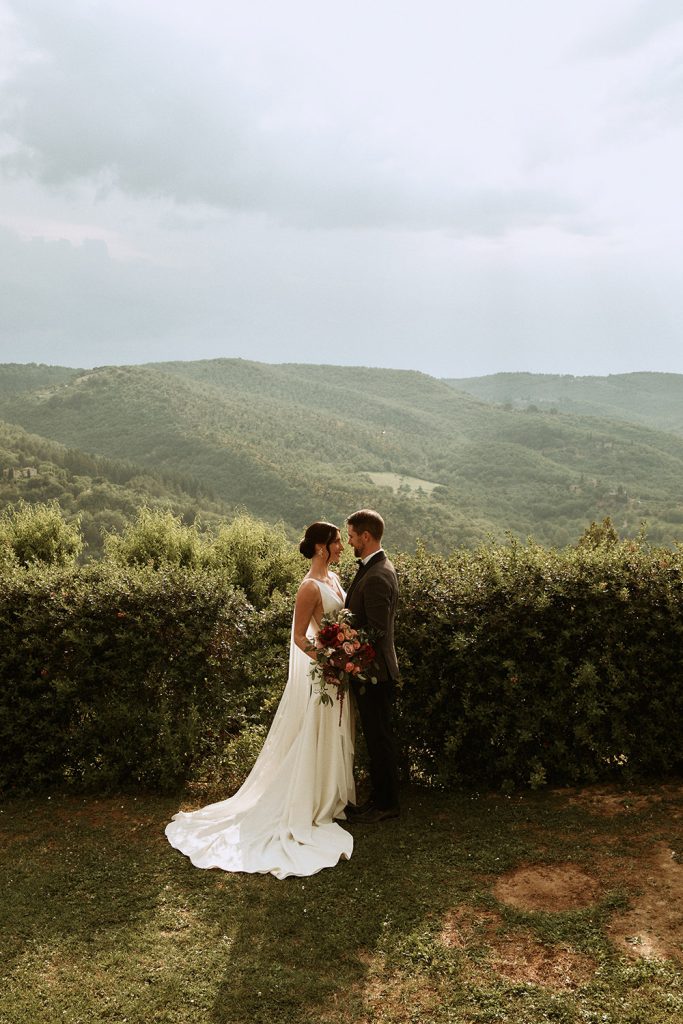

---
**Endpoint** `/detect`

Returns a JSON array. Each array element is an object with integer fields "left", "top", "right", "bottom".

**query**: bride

[{"left": 165, "top": 521, "right": 355, "bottom": 879}]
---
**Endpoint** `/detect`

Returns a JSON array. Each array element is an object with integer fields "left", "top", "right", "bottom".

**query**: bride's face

[{"left": 326, "top": 531, "right": 343, "bottom": 565}]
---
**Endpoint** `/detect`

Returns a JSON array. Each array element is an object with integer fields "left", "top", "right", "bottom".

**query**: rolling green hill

[
  {"left": 3, "top": 360, "right": 683, "bottom": 551},
  {"left": 0, "top": 362, "right": 82, "bottom": 397},
  {"left": 0, "top": 417, "right": 227, "bottom": 555},
  {"left": 447, "top": 372, "right": 683, "bottom": 437}
]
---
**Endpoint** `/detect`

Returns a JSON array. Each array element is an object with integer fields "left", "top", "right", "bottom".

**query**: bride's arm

[{"left": 293, "top": 580, "right": 322, "bottom": 658}]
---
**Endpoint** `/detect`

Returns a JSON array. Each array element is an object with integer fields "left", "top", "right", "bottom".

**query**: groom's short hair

[{"left": 347, "top": 509, "right": 384, "bottom": 541}]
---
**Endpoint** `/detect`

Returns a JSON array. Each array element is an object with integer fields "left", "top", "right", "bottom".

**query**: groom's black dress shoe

[
  {"left": 344, "top": 799, "right": 374, "bottom": 817},
  {"left": 351, "top": 805, "right": 400, "bottom": 824}
]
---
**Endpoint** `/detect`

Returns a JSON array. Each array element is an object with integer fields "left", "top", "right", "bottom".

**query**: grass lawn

[{"left": 2, "top": 782, "right": 683, "bottom": 1024}]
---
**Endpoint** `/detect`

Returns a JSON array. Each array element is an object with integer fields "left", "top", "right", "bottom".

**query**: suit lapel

[
  {"left": 344, "top": 563, "right": 366, "bottom": 606},
  {"left": 365, "top": 551, "right": 386, "bottom": 569},
  {"left": 345, "top": 551, "right": 386, "bottom": 607}
]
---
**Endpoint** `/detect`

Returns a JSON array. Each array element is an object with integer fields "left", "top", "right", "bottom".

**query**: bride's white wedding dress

[{"left": 165, "top": 578, "right": 355, "bottom": 879}]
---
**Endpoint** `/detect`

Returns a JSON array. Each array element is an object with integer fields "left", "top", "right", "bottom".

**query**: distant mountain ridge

[
  {"left": 447, "top": 372, "right": 683, "bottom": 437},
  {"left": 3, "top": 360, "right": 683, "bottom": 551}
]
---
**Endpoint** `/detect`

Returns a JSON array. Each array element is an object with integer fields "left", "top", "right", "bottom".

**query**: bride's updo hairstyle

[{"left": 299, "top": 521, "right": 339, "bottom": 560}]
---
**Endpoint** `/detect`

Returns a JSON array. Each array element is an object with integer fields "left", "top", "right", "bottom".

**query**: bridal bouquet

[{"left": 309, "top": 608, "right": 377, "bottom": 724}]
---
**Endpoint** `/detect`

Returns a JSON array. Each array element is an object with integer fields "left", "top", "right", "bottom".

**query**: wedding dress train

[{"left": 165, "top": 579, "right": 355, "bottom": 879}]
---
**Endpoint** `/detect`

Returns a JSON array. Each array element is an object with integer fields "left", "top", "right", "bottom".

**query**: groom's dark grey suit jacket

[{"left": 345, "top": 551, "right": 399, "bottom": 682}]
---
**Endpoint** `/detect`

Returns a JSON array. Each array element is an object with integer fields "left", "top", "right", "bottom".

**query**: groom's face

[{"left": 347, "top": 525, "right": 369, "bottom": 558}]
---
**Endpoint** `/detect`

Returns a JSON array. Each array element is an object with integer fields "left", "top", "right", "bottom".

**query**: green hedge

[
  {"left": 394, "top": 534, "right": 683, "bottom": 788},
  {"left": 2, "top": 507, "right": 683, "bottom": 793},
  {"left": 0, "top": 562, "right": 259, "bottom": 792}
]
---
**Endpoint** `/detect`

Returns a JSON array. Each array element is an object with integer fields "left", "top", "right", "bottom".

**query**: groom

[{"left": 344, "top": 509, "right": 400, "bottom": 823}]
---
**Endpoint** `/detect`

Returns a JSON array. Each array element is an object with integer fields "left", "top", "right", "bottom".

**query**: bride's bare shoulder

[
  {"left": 296, "top": 576, "right": 319, "bottom": 595},
  {"left": 294, "top": 578, "right": 321, "bottom": 617}
]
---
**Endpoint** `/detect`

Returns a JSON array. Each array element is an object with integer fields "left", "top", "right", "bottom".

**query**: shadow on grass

[
  {"left": 171, "top": 788, "right": 560, "bottom": 1024},
  {"left": 0, "top": 793, "right": 180, "bottom": 971},
  {"left": 3, "top": 783, "right": 683, "bottom": 1024}
]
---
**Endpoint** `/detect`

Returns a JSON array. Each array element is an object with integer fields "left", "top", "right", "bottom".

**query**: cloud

[
  {"left": 576, "top": 0, "right": 683, "bottom": 57},
  {"left": 571, "top": 7, "right": 683, "bottom": 148},
  {"left": 0, "top": 0, "right": 583, "bottom": 238},
  {"left": 1, "top": 216, "right": 680, "bottom": 379},
  {"left": 627, "top": 54, "right": 683, "bottom": 128},
  {"left": 0, "top": 2, "right": 681, "bottom": 379},
  {"left": 0, "top": 224, "right": 202, "bottom": 364}
]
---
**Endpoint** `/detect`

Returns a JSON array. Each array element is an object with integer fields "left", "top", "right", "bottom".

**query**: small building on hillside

[{"left": 1, "top": 466, "right": 39, "bottom": 480}]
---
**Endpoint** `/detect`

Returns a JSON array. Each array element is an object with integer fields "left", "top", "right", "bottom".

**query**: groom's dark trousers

[{"left": 345, "top": 552, "right": 400, "bottom": 810}]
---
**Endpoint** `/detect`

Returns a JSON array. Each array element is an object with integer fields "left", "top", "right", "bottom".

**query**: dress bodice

[{"left": 311, "top": 577, "right": 345, "bottom": 616}]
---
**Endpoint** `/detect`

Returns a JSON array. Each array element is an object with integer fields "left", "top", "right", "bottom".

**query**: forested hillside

[
  {"left": 447, "top": 372, "right": 683, "bottom": 437},
  {"left": 0, "top": 418, "right": 226, "bottom": 555},
  {"left": 0, "top": 363, "right": 82, "bottom": 397},
  {"left": 3, "top": 360, "right": 683, "bottom": 551}
]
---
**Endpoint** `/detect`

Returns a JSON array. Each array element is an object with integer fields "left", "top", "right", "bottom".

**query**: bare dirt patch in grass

[
  {"left": 53, "top": 796, "right": 158, "bottom": 830},
  {"left": 493, "top": 863, "right": 601, "bottom": 912},
  {"left": 488, "top": 831, "right": 683, "bottom": 966},
  {"left": 320, "top": 951, "right": 446, "bottom": 1024},
  {"left": 491, "top": 933, "right": 596, "bottom": 990},
  {"left": 607, "top": 841, "right": 683, "bottom": 963},
  {"left": 561, "top": 782, "right": 683, "bottom": 818},
  {"left": 440, "top": 905, "right": 596, "bottom": 991},
  {"left": 356, "top": 972, "right": 444, "bottom": 1024},
  {"left": 440, "top": 906, "right": 499, "bottom": 950}
]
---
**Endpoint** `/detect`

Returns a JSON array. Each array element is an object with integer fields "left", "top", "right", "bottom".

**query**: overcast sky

[{"left": 0, "top": 0, "right": 681, "bottom": 377}]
